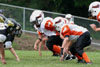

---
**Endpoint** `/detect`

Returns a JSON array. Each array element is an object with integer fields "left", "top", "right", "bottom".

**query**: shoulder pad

[
  {"left": 7, "top": 20, "right": 14, "bottom": 27},
  {"left": 0, "top": 14, "right": 6, "bottom": 22}
]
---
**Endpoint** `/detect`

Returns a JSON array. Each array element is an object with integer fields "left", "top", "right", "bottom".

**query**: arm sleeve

[
  {"left": 97, "top": 12, "right": 100, "bottom": 22},
  {"left": 37, "top": 31, "right": 43, "bottom": 36}
]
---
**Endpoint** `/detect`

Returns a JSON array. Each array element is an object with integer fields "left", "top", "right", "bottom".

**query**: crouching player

[
  {"left": 4, "top": 18, "right": 22, "bottom": 61},
  {"left": 54, "top": 16, "right": 76, "bottom": 60},
  {"left": 30, "top": 10, "right": 62, "bottom": 56},
  {"left": 0, "top": 16, "right": 19, "bottom": 64},
  {"left": 53, "top": 20, "right": 92, "bottom": 64},
  {"left": 0, "top": 11, "right": 9, "bottom": 64},
  {"left": 0, "top": 15, "right": 22, "bottom": 64},
  {"left": 65, "top": 14, "right": 74, "bottom": 24}
]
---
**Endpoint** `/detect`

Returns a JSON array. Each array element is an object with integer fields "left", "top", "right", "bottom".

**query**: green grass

[{"left": 0, "top": 50, "right": 100, "bottom": 67}]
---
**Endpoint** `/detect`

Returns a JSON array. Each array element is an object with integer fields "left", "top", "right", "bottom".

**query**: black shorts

[
  {"left": 70, "top": 32, "right": 91, "bottom": 56},
  {"left": 46, "top": 35, "right": 63, "bottom": 50},
  {"left": 5, "top": 34, "right": 15, "bottom": 42}
]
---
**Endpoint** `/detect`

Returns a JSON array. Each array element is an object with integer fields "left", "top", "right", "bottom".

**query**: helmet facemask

[
  {"left": 88, "top": 8, "right": 99, "bottom": 19},
  {"left": 31, "top": 15, "right": 42, "bottom": 28},
  {"left": 36, "top": 14, "right": 43, "bottom": 25},
  {"left": 30, "top": 10, "right": 44, "bottom": 28},
  {"left": 54, "top": 18, "right": 64, "bottom": 31}
]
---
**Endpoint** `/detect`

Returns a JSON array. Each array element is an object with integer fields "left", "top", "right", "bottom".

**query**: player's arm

[
  {"left": 41, "top": 37, "right": 48, "bottom": 50},
  {"left": 60, "top": 37, "right": 71, "bottom": 61},
  {"left": 34, "top": 38, "right": 40, "bottom": 50},
  {"left": 34, "top": 36, "right": 42, "bottom": 50},
  {"left": 34, "top": 31, "right": 43, "bottom": 50},
  {"left": 38, "top": 41, "right": 43, "bottom": 56},
  {"left": 61, "top": 37, "right": 71, "bottom": 55},
  {"left": 38, "top": 36, "right": 48, "bottom": 56},
  {"left": 60, "top": 33, "right": 64, "bottom": 39},
  {"left": 60, "top": 25, "right": 71, "bottom": 61},
  {"left": 90, "top": 24, "right": 100, "bottom": 31},
  {"left": 93, "top": 27, "right": 100, "bottom": 31}
]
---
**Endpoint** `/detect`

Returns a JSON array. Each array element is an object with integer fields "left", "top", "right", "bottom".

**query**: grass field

[{"left": 0, "top": 50, "right": 100, "bottom": 67}]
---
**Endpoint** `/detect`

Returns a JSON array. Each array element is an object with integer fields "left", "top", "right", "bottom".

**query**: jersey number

[{"left": 45, "top": 20, "right": 54, "bottom": 31}]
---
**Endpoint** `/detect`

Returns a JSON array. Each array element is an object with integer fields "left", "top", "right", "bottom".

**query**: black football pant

[{"left": 70, "top": 32, "right": 91, "bottom": 57}]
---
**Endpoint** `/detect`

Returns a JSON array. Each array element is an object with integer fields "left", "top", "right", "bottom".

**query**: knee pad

[
  {"left": 0, "top": 34, "right": 6, "bottom": 42},
  {"left": 4, "top": 41, "right": 12, "bottom": 48}
]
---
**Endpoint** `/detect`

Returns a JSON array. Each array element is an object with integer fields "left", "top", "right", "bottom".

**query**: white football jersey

[
  {"left": 40, "top": 17, "right": 59, "bottom": 36},
  {"left": 0, "top": 23, "right": 7, "bottom": 30},
  {"left": 60, "top": 24, "right": 88, "bottom": 42}
]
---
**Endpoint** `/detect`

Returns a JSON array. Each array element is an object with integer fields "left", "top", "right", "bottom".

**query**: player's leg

[
  {"left": 46, "top": 36, "right": 61, "bottom": 56},
  {"left": 75, "top": 32, "right": 92, "bottom": 64},
  {"left": 0, "top": 34, "right": 7, "bottom": 64},
  {"left": 4, "top": 34, "right": 20, "bottom": 61},
  {"left": 70, "top": 44, "right": 81, "bottom": 61},
  {"left": 9, "top": 48, "right": 20, "bottom": 61},
  {"left": 0, "top": 42, "right": 6, "bottom": 64}
]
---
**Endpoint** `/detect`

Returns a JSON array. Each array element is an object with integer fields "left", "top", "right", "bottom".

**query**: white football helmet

[
  {"left": 65, "top": 14, "right": 72, "bottom": 19},
  {"left": 53, "top": 17, "right": 65, "bottom": 31},
  {"left": 88, "top": 1, "right": 100, "bottom": 17},
  {"left": 65, "top": 14, "right": 74, "bottom": 24},
  {"left": 30, "top": 10, "right": 44, "bottom": 25},
  {"left": 65, "top": 14, "right": 74, "bottom": 20}
]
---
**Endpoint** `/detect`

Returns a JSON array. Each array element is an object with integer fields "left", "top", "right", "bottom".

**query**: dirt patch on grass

[
  {"left": 14, "top": 32, "right": 38, "bottom": 50},
  {"left": 13, "top": 32, "right": 100, "bottom": 51}
]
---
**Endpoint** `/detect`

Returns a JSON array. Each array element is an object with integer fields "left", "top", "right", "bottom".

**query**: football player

[
  {"left": 4, "top": 18, "right": 22, "bottom": 61},
  {"left": 53, "top": 19, "right": 92, "bottom": 64},
  {"left": 0, "top": 18, "right": 16, "bottom": 64},
  {"left": 0, "top": 10, "right": 22, "bottom": 63},
  {"left": 0, "top": 10, "right": 10, "bottom": 64},
  {"left": 30, "top": 10, "right": 62, "bottom": 56},
  {"left": 65, "top": 14, "right": 74, "bottom": 24},
  {"left": 54, "top": 17, "right": 76, "bottom": 60},
  {"left": 88, "top": 1, "right": 100, "bottom": 31}
]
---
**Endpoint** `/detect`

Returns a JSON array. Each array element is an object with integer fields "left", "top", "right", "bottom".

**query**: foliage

[{"left": 0, "top": 0, "right": 99, "bottom": 17}]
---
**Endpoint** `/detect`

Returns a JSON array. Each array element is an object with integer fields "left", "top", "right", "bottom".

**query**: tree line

[{"left": 0, "top": 0, "right": 99, "bottom": 17}]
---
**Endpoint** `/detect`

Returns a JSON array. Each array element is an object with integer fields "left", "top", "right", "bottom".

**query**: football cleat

[
  {"left": 86, "top": 61, "right": 92, "bottom": 65},
  {"left": 77, "top": 59, "right": 85, "bottom": 63}
]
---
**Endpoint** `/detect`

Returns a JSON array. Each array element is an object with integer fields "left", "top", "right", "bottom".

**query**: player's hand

[
  {"left": 34, "top": 45, "right": 37, "bottom": 50},
  {"left": 90, "top": 24, "right": 96, "bottom": 31},
  {"left": 90, "top": 24, "right": 96, "bottom": 29},
  {"left": 39, "top": 52, "right": 42, "bottom": 56},
  {"left": 44, "top": 46, "right": 48, "bottom": 50},
  {"left": 16, "top": 57, "right": 20, "bottom": 62},
  {"left": 60, "top": 55, "right": 64, "bottom": 61}
]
